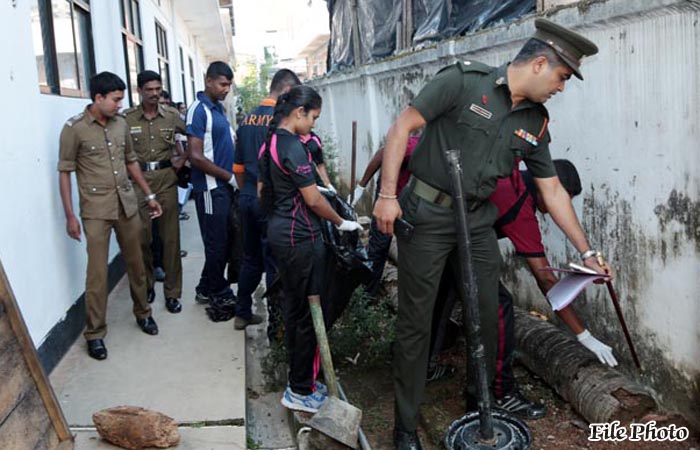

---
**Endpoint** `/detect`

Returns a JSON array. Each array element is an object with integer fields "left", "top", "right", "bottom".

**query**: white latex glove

[
  {"left": 326, "top": 183, "right": 337, "bottom": 194},
  {"left": 350, "top": 185, "right": 365, "bottom": 207},
  {"left": 228, "top": 174, "right": 238, "bottom": 189},
  {"left": 336, "top": 220, "right": 363, "bottom": 232},
  {"left": 577, "top": 329, "right": 618, "bottom": 367}
]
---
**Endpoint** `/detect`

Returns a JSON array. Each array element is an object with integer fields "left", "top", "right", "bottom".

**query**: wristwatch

[
  {"left": 580, "top": 249, "right": 599, "bottom": 260},
  {"left": 145, "top": 193, "right": 157, "bottom": 202}
]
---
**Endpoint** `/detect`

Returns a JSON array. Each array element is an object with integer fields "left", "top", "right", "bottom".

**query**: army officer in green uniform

[
  {"left": 373, "top": 19, "right": 612, "bottom": 450},
  {"left": 58, "top": 72, "right": 163, "bottom": 360},
  {"left": 124, "top": 71, "right": 187, "bottom": 313}
]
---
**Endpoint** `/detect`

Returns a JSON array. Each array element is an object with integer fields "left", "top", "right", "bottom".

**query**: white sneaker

[
  {"left": 313, "top": 380, "right": 329, "bottom": 396},
  {"left": 281, "top": 387, "right": 327, "bottom": 413},
  {"left": 309, "top": 382, "right": 329, "bottom": 402}
]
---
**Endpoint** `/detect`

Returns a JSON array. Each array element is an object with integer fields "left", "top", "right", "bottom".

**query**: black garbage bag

[
  {"left": 205, "top": 295, "right": 237, "bottom": 322},
  {"left": 264, "top": 275, "right": 286, "bottom": 343},
  {"left": 265, "top": 192, "right": 373, "bottom": 342},
  {"left": 226, "top": 189, "right": 243, "bottom": 284},
  {"left": 318, "top": 191, "right": 373, "bottom": 329}
]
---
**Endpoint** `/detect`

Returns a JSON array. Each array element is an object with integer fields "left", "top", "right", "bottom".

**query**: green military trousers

[
  {"left": 136, "top": 168, "right": 182, "bottom": 299},
  {"left": 393, "top": 189, "right": 500, "bottom": 432},
  {"left": 82, "top": 207, "right": 152, "bottom": 340}
]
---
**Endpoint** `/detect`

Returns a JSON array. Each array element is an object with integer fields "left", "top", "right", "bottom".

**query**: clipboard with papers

[{"left": 540, "top": 263, "right": 611, "bottom": 311}]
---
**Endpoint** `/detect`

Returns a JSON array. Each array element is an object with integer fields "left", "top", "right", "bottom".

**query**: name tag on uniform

[
  {"left": 130, "top": 126, "right": 142, "bottom": 134},
  {"left": 514, "top": 128, "right": 539, "bottom": 146},
  {"left": 469, "top": 103, "right": 493, "bottom": 120}
]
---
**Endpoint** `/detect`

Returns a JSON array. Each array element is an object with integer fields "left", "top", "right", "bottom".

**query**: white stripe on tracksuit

[
  {"left": 186, "top": 100, "right": 218, "bottom": 193},
  {"left": 203, "top": 191, "right": 213, "bottom": 215}
]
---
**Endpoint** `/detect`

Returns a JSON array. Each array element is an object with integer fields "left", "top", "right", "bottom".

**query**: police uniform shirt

[
  {"left": 124, "top": 103, "right": 186, "bottom": 162},
  {"left": 409, "top": 61, "right": 556, "bottom": 203},
  {"left": 233, "top": 98, "right": 276, "bottom": 197},
  {"left": 58, "top": 107, "right": 139, "bottom": 220},
  {"left": 491, "top": 168, "right": 546, "bottom": 257},
  {"left": 266, "top": 129, "right": 322, "bottom": 247},
  {"left": 186, "top": 91, "right": 235, "bottom": 193}
]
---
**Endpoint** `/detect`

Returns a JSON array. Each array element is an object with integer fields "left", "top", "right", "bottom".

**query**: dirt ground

[{"left": 339, "top": 349, "right": 699, "bottom": 450}]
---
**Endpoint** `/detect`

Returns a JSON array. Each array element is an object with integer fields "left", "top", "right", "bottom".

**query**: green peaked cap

[{"left": 533, "top": 18, "right": 598, "bottom": 80}]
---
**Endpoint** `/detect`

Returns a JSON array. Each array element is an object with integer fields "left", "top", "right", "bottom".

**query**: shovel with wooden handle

[{"left": 305, "top": 294, "right": 362, "bottom": 449}]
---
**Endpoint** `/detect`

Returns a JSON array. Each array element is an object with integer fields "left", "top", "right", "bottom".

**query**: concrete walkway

[{"left": 50, "top": 201, "right": 247, "bottom": 449}]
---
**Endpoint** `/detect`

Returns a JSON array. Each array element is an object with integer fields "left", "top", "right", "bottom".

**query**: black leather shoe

[
  {"left": 147, "top": 288, "right": 155, "bottom": 304},
  {"left": 494, "top": 390, "right": 547, "bottom": 420},
  {"left": 87, "top": 339, "right": 107, "bottom": 360},
  {"left": 136, "top": 316, "right": 159, "bottom": 335},
  {"left": 165, "top": 298, "right": 182, "bottom": 313},
  {"left": 393, "top": 429, "right": 423, "bottom": 450}
]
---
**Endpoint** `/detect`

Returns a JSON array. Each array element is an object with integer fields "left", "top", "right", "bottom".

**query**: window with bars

[
  {"left": 120, "top": 0, "right": 143, "bottom": 107},
  {"left": 155, "top": 21, "right": 170, "bottom": 94},
  {"left": 179, "top": 46, "right": 187, "bottom": 105},
  {"left": 188, "top": 56, "right": 196, "bottom": 100},
  {"left": 30, "top": 0, "right": 95, "bottom": 97}
]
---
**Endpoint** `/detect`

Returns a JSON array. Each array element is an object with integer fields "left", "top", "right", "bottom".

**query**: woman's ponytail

[
  {"left": 258, "top": 86, "right": 322, "bottom": 214},
  {"left": 258, "top": 104, "right": 285, "bottom": 214}
]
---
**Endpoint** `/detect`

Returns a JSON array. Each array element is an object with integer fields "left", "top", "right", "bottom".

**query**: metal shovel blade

[{"left": 306, "top": 396, "right": 362, "bottom": 449}]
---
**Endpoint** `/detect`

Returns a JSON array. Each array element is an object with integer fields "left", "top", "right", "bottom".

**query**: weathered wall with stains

[{"left": 310, "top": 0, "right": 700, "bottom": 428}]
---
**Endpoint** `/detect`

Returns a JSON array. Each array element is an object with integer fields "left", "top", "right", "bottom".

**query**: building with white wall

[{"left": 0, "top": 0, "right": 233, "bottom": 372}]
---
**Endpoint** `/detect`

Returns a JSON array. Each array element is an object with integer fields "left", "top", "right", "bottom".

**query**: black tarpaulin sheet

[{"left": 327, "top": 0, "right": 534, "bottom": 69}]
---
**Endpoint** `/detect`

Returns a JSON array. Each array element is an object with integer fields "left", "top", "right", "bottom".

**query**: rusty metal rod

[{"left": 605, "top": 281, "right": 642, "bottom": 370}]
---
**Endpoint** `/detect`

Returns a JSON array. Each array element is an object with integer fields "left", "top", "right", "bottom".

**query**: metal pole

[
  {"left": 337, "top": 382, "right": 372, "bottom": 450},
  {"left": 444, "top": 150, "right": 495, "bottom": 442},
  {"left": 350, "top": 121, "right": 358, "bottom": 202},
  {"left": 406, "top": 0, "right": 413, "bottom": 47}
]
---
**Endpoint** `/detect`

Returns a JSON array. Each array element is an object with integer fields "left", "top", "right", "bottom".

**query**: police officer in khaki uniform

[
  {"left": 372, "top": 19, "right": 612, "bottom": 449},
  {"left": 58, "top": 72, "right": 163, "bottom": 361},
  {"left": 124, "top": 71, "right": 187, "bottom": 314}
]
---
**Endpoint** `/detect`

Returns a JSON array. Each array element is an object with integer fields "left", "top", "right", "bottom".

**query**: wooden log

[{"left": 514, "top": 307, "right": 656, "bottom": 424}]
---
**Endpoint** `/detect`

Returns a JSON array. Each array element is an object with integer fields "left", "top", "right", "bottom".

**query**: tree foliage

[{"left": 236, "top": 48, "right": 276, "bottom": 116}]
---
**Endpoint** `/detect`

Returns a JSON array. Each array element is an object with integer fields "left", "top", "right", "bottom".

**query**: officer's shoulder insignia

[
  {"left": 65, "top": 112, "right": 84, "bottom": 127},
  {"left": 123, "top": 106, "right": 138, "bottom": 115},
  {"left": 457, "top": 60, "right": 491, "bottom": 74}
]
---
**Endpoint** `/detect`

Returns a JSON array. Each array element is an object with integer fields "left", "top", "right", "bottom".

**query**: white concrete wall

[
  {"left": 139, "top": 0, "right": 208, "bottom": 105},
  {"left": 309, "top": 0, "right": 700, "bottom": 425},
  {"left": 0, "top": 0, "right": 216, "bottom": 346}
]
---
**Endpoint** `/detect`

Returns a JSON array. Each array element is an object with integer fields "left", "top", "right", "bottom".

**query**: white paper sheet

[{"left": 546, "top": 272, "right": 609, "bottom": 311}]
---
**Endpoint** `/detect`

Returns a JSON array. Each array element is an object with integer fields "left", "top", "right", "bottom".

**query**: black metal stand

[{"left": 443, "top": 150, "right": 532, "bottom": 450}]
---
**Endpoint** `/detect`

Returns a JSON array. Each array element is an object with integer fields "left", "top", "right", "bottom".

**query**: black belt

[{"left": 140, "top": 160, "right": 172, "bottom": 172}]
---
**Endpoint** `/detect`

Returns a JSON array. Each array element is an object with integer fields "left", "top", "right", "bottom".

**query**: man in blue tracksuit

[
  {"left": 232, "top": 69, "right": 301, "bottom": 330},
  {"left": 186, "top": 61, "right": 238, "bottom": 305}
]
